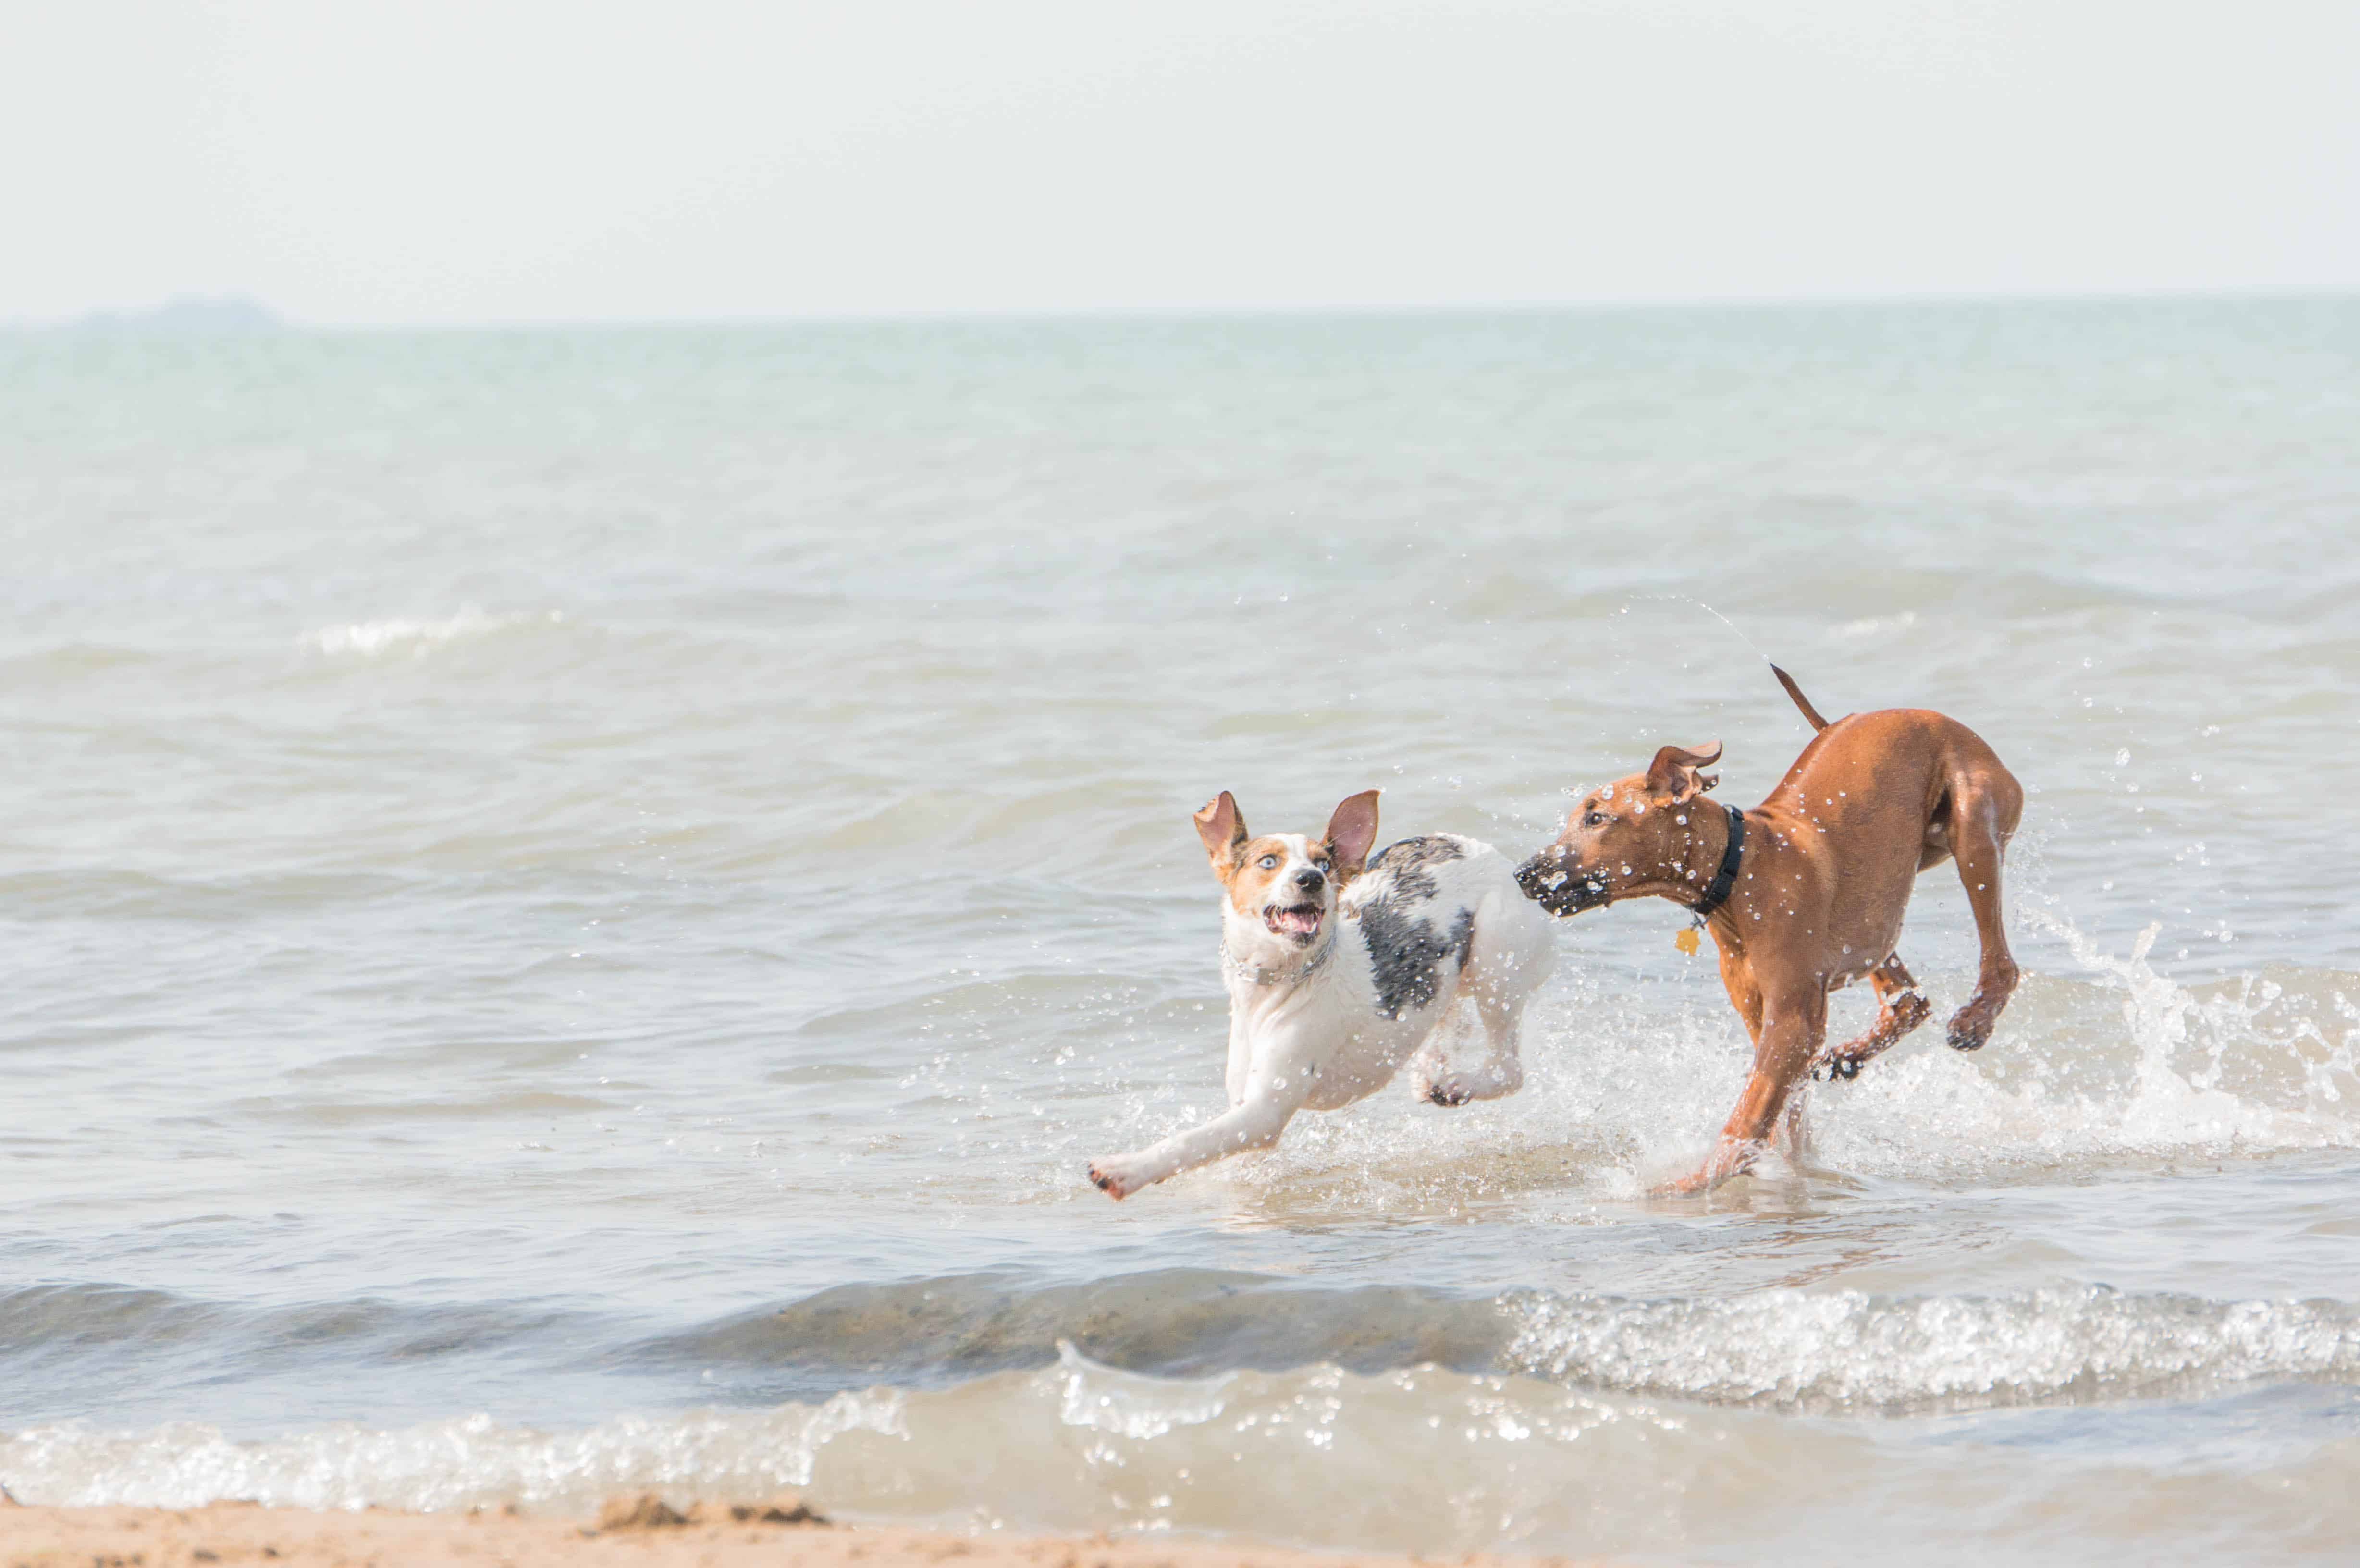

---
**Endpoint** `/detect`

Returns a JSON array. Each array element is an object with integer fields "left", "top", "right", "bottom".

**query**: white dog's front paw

[
  {"left": 1087, "top": 1156, "right": 1147, "bottom": 1200},
  {"left": 1417, "top": 1073, "right": 1472, "bottom": 1107}
]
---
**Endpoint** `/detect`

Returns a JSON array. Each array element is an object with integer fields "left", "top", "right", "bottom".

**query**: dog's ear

[
  {"left": 1322, "top": 789, "right": 1381, "bottom": 877},
  {"left": 1193, "top": 791, "right": 1248, "bottom": 869},
  {"left": 1646, "top": 742, "right": 1723, "bottom": 802}
]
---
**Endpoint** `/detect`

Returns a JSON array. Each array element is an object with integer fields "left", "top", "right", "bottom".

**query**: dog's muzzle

[{"left": 1515, "top": 852, "right": 1608, "bottom": 915}]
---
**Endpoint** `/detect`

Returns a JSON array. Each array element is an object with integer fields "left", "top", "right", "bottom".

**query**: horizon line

[{"left": 10, "top": 282, "right": 2358, "bottom": 335}]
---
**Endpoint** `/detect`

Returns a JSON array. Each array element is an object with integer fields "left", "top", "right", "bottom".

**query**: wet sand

[{"left": 0, "top": 1496, "right": 1610, "bottom": 1568}]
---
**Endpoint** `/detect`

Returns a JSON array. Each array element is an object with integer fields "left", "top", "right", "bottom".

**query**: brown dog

[{"left": 1515, "top": 667, "right": 2023, "bottom": 1193}]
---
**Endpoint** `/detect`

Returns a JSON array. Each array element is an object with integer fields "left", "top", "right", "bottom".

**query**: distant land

[{"left": 14, "top": 295, "right": 285, "bottom": 334}]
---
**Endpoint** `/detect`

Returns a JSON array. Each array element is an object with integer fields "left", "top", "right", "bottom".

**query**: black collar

[{"left": 1689, "top": 804, "right": 1745, "bottom": 919}]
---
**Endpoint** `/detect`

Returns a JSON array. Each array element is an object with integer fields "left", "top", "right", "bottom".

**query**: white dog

[{"left": 1087, "top": 789, "right": 1556, "bottom": 1200}]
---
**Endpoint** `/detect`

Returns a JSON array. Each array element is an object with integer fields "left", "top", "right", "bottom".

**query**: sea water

[{"left": 1, "top": 299, "right": 2358, "bottom": 1564}]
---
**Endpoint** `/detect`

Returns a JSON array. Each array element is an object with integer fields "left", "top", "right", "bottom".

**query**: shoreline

[{"left": 0, "top": 1497, "right": 1614, "bottom": 1567}]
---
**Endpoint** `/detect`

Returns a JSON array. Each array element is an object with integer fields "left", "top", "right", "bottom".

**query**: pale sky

[{"left": 6, "top": 0, "right": 2357, "bottom": 326}]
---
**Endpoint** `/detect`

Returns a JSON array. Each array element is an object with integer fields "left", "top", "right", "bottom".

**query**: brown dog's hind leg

[
  {"left": 1943, "top": 779, "right": 2023, "bottom": 1052},
  {"left": 1813, "top": 956, "right": 1930, "bottom": 1080}
]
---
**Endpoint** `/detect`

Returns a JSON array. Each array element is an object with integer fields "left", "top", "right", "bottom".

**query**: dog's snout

[
  {"left": 1293, "top": 868, "right": 1325, "bottom": 892},
  {"left": 1516, "top": 848, "right": 1600, "bottom": 914}
]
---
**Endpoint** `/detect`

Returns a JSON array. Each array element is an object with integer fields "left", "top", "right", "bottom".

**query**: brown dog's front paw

[
  {"left": 1945, "top": 1012, "right": 1994, "bottom": 1052},
  {"left": 1649, "top": 1137, "right": 1761, "bottom": 1196},
  {"left": 1809, "top": 1054, "right": 1864, "bottom": 1082},
  {"left": 1947, "top": 968, "right": 2016, "bottom": 1051}
]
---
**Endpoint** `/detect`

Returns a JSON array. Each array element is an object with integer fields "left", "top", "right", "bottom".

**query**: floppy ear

[
  {"left": 1193, "top": 791, "right": 1248, "bottom": 868},
  {"left": 1645, "top": 742, "right": 1723, "bottom": 802},
  {"left": 1322, "top": 789, "right": 1381, "bottom": 877}
]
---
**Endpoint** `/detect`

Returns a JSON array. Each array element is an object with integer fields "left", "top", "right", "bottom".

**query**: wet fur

[
  {"left": 1088, "top": 798, "right": 1555, "bottom": 1200},
  {"left": 1357, "top": 837, "right": 1479, "bottom": 1018}
]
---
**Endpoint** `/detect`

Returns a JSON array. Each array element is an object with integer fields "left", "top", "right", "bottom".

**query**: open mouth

[{"left": 1263, "top": 902, "right": 1324, "bottom": 943}]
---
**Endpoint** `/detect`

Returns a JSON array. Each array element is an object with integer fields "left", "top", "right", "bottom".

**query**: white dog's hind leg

[
  {"left": 1417, "top": 993, "right": 1528, "bottom": 1106},
  {"left": 1419, "top": 898, "right": 1550, "bottom": 1107}
]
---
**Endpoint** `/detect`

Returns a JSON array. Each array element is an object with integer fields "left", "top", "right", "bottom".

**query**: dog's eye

[
  {"left": 1584, "top": 811, "right": 1609, "bottom": 828},
  {"left": 1257, "top": 854, "right": 1279, "bottom": 870}
]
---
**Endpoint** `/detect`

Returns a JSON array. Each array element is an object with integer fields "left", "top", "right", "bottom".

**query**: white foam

[
  {"left": 1831, "top": 610, "right": 1919, "bottom": 639},
  {"left": 0, "top": 1390, "right": 903, "bottom": 1513},
  {"left": 305, "top": 608, "right": 562, "bottom": 658},
  {"left": 1502, "top": 1285, "right": 2360, "bottom": 1411}
]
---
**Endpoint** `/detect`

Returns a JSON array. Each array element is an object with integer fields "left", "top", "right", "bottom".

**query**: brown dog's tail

[{"left": 1770, "top": 664, "right": 1831, "bottom": 731}]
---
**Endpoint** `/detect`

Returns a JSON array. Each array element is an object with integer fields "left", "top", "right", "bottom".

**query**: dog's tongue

[{"left": 1272, "top": 906, "right": 1320, "bottom": 936}]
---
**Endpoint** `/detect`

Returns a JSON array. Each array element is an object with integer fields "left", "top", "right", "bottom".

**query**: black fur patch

[
  {"left": 1358, "top": 839, "right": 1475, "bottom": 1020},
  {"left": 1364, "top": 835, "right": 1465, "bottom": 899}
]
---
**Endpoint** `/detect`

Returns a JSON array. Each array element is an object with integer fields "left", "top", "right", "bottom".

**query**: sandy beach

[{"left": 0, "top": 1496, "right": 1606, "bottom": 1568}]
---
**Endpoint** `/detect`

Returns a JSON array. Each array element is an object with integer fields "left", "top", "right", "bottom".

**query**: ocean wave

[
  {"left": 648, "top": 1269, "right": 2360, "bottom": 1418},
  {"left": 1503, "top": 1285, "right": 2360, "bottom": 1413},
  {"left": 9, "top": 1351, "right": 2360, "bottom": 1565},
  {"left": 18, "top": 1267, "right": 2360, "bottom": 1447},
  {"left": 0, "top": 1282, "right": 576, "bottom": 1350},
  {"left": 0, "top": 1392, "right": 903, "bottom": 1515},
  {"left": 630, "top": 1270, "right": 1506, "bottom": 1392},
  {"left": 0, "top": 1282, "right": 588, "bottom": 1394}
]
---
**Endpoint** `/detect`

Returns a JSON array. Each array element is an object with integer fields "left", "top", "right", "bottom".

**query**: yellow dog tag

[{"left": 1674, "top": 925, "right": 1702, "bottom": 956}]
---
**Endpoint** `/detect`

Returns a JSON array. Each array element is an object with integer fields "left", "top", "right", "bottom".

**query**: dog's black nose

[{"left": 1294, "top": 868, "right": 1325, "bottom": 892}]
